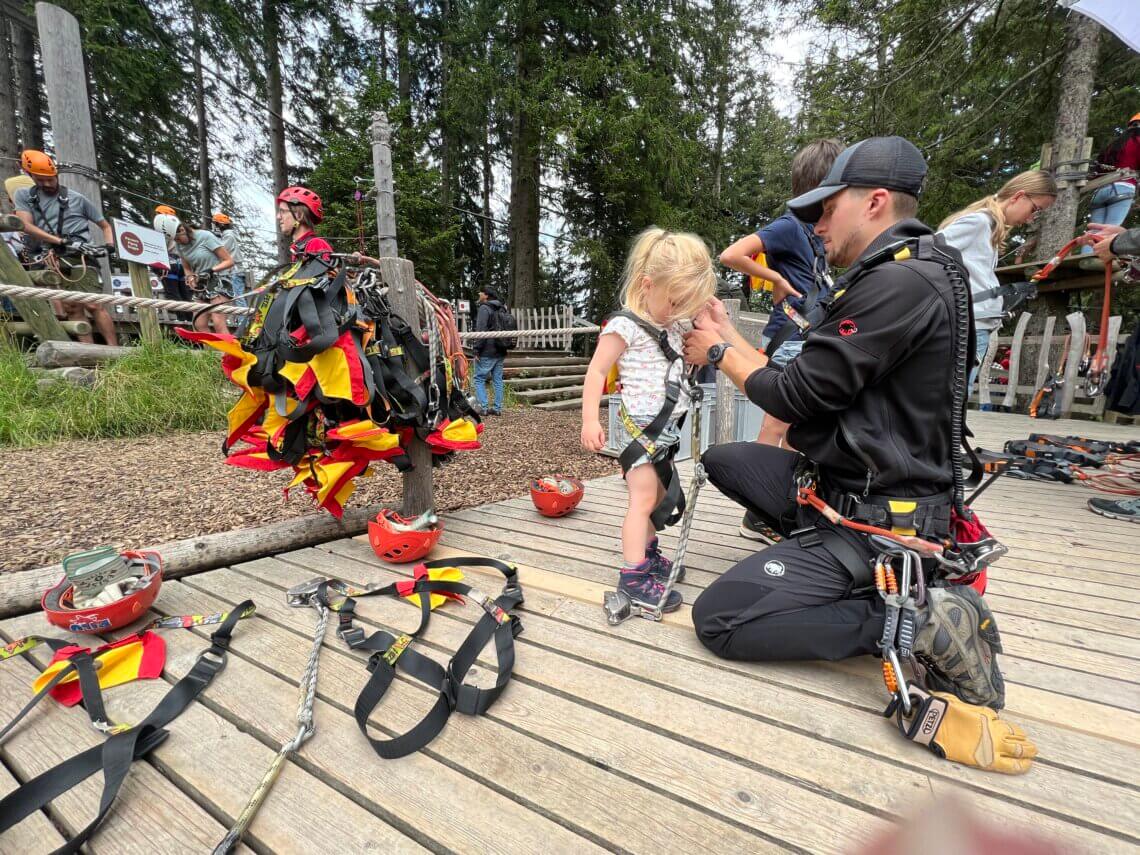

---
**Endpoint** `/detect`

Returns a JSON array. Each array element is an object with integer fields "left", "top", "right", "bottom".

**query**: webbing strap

[
  {"left": 0, "top": 602, "right": 252, "bottom": 855},
  {"left": 324, "top": 558, "right": 523, "bottom": 760}
]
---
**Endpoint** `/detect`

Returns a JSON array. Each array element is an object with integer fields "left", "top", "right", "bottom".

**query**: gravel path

[{"left": 0, "top": 408, "right": 618, "bottom": 574}]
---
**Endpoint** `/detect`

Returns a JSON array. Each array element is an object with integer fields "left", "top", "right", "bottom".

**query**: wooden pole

[
  {"left": 715, "top": 298, "right": 740, "bottom": 445},
  {"left": 11, "top": 16, "right": 42, "bottom": 149},
  {"left": 371, "top": 111, "right": 399, "bottom": 257},
  {"left": 0, "top": 235, "right": 71, "bottom": 341},
  {"left": 377, "top": 257, "right": 433, "bottom": 515},
  {"left": 0, "top": 20, "right": 19, "bottom": 193},
  {"left": 127, "top": 261, "right": 161, "bottom": 344},
  {"left": 35, "top": 339, "right": 132, "bottom": 367},
  {"left": 35, "top": 2, "right": 112, "bottom": 291},
  {"left": 3, "top": 319, "right": 90, "bottom": 337}
]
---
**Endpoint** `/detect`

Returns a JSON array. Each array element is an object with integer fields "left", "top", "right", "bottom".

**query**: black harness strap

[
  {"left": 0, "top": 602, "right": 253, "bottom": 855},
  {"left": 28, "top": 185, "right": 71, "bottom": 243},
  {"left": 609, "top": 310, "right": 691, "bottom": 530},
  {"left": 319, "top": 558, "right": 523, "bottom": 760}
]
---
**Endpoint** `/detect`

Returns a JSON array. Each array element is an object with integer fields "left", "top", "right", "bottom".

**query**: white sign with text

[{"left": 112, "top": 219, "right": 170, "bottom": 267}]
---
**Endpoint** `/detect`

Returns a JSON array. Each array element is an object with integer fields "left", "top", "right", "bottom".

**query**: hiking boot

[
  {"left": 646, "top": 537, "right": 684, "bottom": 584},
  {"left": 913, "top": 586, "right": 1005, "bottom": 710},
  {"left": 1088, "top": 496, "right": 1140, "bottom": 523},
  {"left": 740, "top": 510, "right": 785, "bottom": 545},
  {"left": 619, "top": 560, "right": 683, "bottom": 612}
]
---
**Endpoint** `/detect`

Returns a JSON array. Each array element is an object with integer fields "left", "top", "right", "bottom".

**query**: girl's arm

[
  {"left": 718, "top": 233, "right": 794, "bottom": 299},
  {"left": 581, "top": 333, "right": 627, "bottom": 452},
  {"left": 210, "top": 246, "right": 235, "bottom": 274}
]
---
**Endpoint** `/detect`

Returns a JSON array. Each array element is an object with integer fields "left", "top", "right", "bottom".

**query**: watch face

[{"left": 707, "top": 343, "right": 724, "bottom": 363}]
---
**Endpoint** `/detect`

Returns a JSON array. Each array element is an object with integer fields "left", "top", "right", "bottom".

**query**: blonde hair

[
  {"left": 939, "top": 170, "right": 1057, "bottom": 250},
  {"left": 619, "top": 227, "right": 717, "bottom": 325}
]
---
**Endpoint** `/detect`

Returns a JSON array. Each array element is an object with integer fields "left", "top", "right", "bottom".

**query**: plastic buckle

[
  {"left": 468, "top": 589, "right": 511, "bottom": 625},
  {"left": 792, "top": 526, "right": 822, "bottom": 548},
  {"left": 196, "top": 647, "right": 227, "bottom": 676},
  {"left": 441, "top": 663, "right": 459, "bottom": 708},
  {"left": 338, "top": 625, "right": 367, "bottom": 649}
]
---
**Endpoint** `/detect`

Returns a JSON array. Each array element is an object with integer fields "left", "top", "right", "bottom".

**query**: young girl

[
  {"left": 581, "top": 227, "right": 717, "bottom": 611},
  {"left": 938, "top": 170, "right": 1057, "bottom": 390}
]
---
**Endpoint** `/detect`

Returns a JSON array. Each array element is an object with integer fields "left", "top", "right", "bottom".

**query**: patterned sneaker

[
  {"left": 1088, "top": 496, "right": 1140, "bottom": 523},
  {"left": 914, "top": 586, "right": 1005, "bottom": 710},
  {"left": 646, "top": 537, "right": 685, "bottom": 583},
  {"left": 740, "top": 510, "right": 785, "bottom": 545},
  {"left": 619, "top": 559, "right": 683, "bottom": 612}
]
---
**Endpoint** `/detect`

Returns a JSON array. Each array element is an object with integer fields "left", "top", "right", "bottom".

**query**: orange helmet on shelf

[
  {"left": 530, "top": 475, "right": 584, "bottom": 517},
  {"left": 20, "top": 149, "right": 57, "bottom": 177}
]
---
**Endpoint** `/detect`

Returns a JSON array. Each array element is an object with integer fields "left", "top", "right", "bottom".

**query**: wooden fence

[
  {"left": 456, "top": 304, "right": 577, "bottom": 350},
  {"left": 973, "top": 310, "right": 1123, "bottom": 418}
]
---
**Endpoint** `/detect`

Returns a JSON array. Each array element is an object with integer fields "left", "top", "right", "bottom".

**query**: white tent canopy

[{"left": 1067, "top": 0, "right": 1140, "bottom": 54}]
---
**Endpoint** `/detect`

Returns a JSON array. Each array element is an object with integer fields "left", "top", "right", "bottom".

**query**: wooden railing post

[
  {"left": 715, "top": 299, "right": 740, "bottom": 445},
  {"left": 1000, "top": 312, "right": 1031, "bottom": 411},
  {"left": 1059, "top": 311, "right": 1086, "bottom": 417},
  {"left": 0, "top": 230, "right": 71, "bottom": 342},
  {"left": 127, "top": 262, "right": 161, "bottom": 344}
]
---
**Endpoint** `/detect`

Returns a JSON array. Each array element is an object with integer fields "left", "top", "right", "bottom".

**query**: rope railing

[{"left": 0, "top": 282, "right": 601, "bottom": 339}]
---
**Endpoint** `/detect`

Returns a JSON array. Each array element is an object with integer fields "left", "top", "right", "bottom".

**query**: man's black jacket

[
  {"left": 745, "top": 219, "right": 968, "bottom": 498},
  {"left": 474, "top": 299, "right": 508, "bottom": 359}
]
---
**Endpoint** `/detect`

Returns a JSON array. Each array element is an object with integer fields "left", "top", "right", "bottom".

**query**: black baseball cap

[{"left": 786, "top": 136, "right": 927, "bottom": 224}]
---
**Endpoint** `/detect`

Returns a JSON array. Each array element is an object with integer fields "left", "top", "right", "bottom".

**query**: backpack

[{"left": 489, "top": 302, "right": 518, "bottom": 350}]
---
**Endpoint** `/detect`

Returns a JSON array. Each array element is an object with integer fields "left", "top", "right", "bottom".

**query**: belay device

[{"left": 603, "top": 378, "right": 705, "bottom": 625}]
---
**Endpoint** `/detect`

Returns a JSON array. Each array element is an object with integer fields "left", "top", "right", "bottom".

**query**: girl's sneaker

[
  {"left": 646, "top": 537, "right": 684, "bottom": 583},
  {"left": 619, "top": 559, "right": 683, "bottom": 612}
]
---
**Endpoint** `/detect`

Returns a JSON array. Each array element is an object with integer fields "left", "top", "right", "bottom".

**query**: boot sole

[
  {"left": 920, "top": 587, "right": 1006, "bottom": 709},
  {"left": 1088, "top": 501, "right": 1140, "bottom": 523},
  {"left": 739, "top": 523, "right": 784, "bottom": 544}
]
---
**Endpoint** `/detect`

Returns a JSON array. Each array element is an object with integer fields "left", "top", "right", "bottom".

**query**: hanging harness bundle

[
  {"left": 179, "top": 258, "right": 482, "bottom": 516},
  {"left": 0, "top": 602, "right": 255, "bottom": 854},
  {"left": 608, "top": 310, "right": 695, "bottom": 531},
  {"left": 294, "top": 557, "right": 523, "bottom": 759}
]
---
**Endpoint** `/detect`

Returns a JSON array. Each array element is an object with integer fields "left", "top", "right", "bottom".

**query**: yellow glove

[{"left": 889, "top": 687, "right": 1037, "bottom": 774}]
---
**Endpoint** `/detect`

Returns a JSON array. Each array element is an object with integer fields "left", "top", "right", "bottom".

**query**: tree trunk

[
  {"left": 1034, "top": 13, "right": 1100, "bottom": 263},
  {"left": 263, "top": 0, "right": 289, "bottom": 263},
  {"left": 438, "top": 0, "right": 453, "bottom": 297},
  {"left": 192, "top": 7, "right": 212, "bottom": 229},
  {"left": 0, "top": 20, "right": 18, "bottom": 193},
  {"left": 482, "top": 132, "right": 493, "bottom": 289},
  {"left": 396, "top": 0, "right": 411, "bottom": 125},
  {"left": 12, "top": 20, "right": 42, "bottom": 149},
  {"left": 379, "top": 21, "right": 388, "bottom": 84},
  {"left": 509, "top": 2, "right": 540, "bottom": 309}
]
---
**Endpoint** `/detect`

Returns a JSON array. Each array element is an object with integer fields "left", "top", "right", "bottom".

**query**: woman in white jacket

[{"left": 938, "top": 170, "right": 1057, "bottom": 389}]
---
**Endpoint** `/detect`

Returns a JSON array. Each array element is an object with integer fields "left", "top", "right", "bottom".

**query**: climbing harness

[
  {"left": 213, "top": 588, "right": 328, "bottom": 854},
  {"left": 367, "top": 508, "right": 444, "bottom": 563},
  {"left": 980, "top": 437, "right": 1140, "bottom": 496},
  {"left": 608, "top": 310, "right": 695, "bottom": 531},
  {"left": 1029, "top": 334, "right": 1070, "bottom": 419},
  {"left": 530, "top": 475, "right": 585, "bottom": 517},
  {"left": 602, "top": 383, "right": 706, "bottom": 625},
  {"left": 0, "top": 602, "right": 255, "bottom": 854},
  {"left": 289, "top": 557, "right": 524, "bottom": 759}
]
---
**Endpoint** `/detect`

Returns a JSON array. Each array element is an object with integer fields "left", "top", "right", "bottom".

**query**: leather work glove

[{"left": 886, "top": 686, "right": 1037, "bottom": 774}]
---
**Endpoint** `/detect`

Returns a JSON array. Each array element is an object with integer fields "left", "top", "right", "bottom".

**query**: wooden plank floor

[{"left": 1, "top": 412, "right": 1137, "bottom": 853}]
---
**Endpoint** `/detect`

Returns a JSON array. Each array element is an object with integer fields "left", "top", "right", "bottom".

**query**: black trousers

[{"left": 692, "top": 443, "right": 884, "bottom": 662}]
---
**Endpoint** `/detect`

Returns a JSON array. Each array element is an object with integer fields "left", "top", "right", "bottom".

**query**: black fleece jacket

[{"left": 745, "top": 219, "right": 966, "bottom": 498}]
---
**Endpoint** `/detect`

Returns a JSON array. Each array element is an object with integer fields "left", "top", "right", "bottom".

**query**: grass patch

[{"left": 0, "top": 340, "right": 229, "bottom": 447}]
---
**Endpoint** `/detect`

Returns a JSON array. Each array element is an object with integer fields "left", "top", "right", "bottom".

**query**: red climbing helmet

[
  {"left": 276, "top": 186, "right": 324, "bottom": 223},
  {"left": 368, "top": 509, "right": 444, "bottom": 564},
  {"left": 530, "top": 475, "right": 584, "bottom": 517},
  {"left": 41, "top": 551, "right": 163, "bottom": 633}
]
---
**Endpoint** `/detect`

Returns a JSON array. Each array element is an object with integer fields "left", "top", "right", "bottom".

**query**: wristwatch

[{"left": 707, "top": 342, "right": 733, "bottom": 366}]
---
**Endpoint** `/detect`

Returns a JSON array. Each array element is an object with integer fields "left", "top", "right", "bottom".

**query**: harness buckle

[
  {"left": 286, "top": 577, "right": 328, "bottom": 608},
  {"left": 467, "top": 589, "right": 511, "bottom": 625},
  {"left": 196, "top": 647, "right": 227, "bottom": 676},
  {"left": 338, "top": 625, "right": 367, "bottom": 649},
  {"left": 441, "top": 663, "right": 460, "bottom": 708},
  {"left": 380, "top": 633, "right": 412, "bottom": 667}
]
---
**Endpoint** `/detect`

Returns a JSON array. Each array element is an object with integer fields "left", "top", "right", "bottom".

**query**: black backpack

[{"left": 489, "top": 302, "right": 518, "bottom": 350}]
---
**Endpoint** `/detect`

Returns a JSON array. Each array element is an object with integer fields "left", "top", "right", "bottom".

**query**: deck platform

[{"left": 1, "top": 412, "right": 1137, "bottom": 853}]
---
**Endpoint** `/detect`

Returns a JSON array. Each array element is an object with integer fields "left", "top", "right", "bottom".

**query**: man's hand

[
  {"left": 683, "top": 319, "right": 724, "bottom": 366},
  {"left": 185, "top": 272, "right": 199, "bottom": 289},
  {"left": 697, "top": 297, "right": 729, "bottom": 331},
  {"left": 1077, "top": 223, "right": 1125, "bottom": 263},
  {"left": 581, "top": 419, "right": 605, "bottom": 452}
]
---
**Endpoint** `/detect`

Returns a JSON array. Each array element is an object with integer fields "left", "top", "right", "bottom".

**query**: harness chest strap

[
  {"left": 0, "top": 601, "right": 255, "bottom": 855},
  {"left": 319, "top": 557, "right": 524, "bottom": 760}
]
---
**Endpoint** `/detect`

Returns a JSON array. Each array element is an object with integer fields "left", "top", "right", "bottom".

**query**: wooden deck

[{"left": 1, "top": 411, "right": 1138, "bottom": 853}]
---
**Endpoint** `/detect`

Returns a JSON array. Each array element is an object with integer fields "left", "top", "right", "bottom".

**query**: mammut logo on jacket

[{"left": 838, "top": 319, "right": 857, "bottom": 336}]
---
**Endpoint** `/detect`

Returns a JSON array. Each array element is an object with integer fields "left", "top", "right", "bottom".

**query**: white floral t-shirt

[{"left": 602, "top": 314, "right": 690, "bottom": 421}]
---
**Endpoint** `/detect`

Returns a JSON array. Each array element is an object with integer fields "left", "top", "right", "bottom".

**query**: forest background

[{"left": 2, "top": 0, "right": 1138, "bottom": 323}]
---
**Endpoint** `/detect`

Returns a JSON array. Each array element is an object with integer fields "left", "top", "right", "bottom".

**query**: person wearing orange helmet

[
  {"left": 12, "top": 149, "right": 118, "bottom": 345},
  {"left": 154, "top": 204, "right": 177, "bottom": 217},
  {"left": 211, "top": 211, "right": 246, "bottom": 306},
  {"left": 275, "top": 186, "right": 332, "bottom": 261}
]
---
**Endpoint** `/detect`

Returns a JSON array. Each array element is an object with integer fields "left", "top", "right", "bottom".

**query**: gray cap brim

[{"left": 786, "top": 183, "right": 847, "bottom": 224}]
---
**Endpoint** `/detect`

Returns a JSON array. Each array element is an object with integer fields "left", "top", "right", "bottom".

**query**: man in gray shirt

[{"left": 13, "top": 149, "right": 118, "bottom": 345}]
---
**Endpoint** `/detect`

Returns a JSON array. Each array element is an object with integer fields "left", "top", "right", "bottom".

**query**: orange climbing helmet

[
  {"left": 41, "top": 551, "right": 163, "bottom": 633},
  {"left": 368, "top": 509, "right": 444, "bottom": 564},
  {"left": 20, "top": 149, "right": 57, "bottom": 177},
  {"left": 154, "top": 204, "right": 177, "bottom": 216},
  {"left": 212, "top": 212, "right": 232, "bottom": 225},
  {"left": 1130, "top": 112, "right": 1140, "bottom": 125},
  {"left": 530, "top": 475, "right": 584, "bottom": 517}
]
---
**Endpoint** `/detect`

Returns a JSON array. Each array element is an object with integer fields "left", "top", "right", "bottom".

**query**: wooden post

[
  {"left": 35, "top": 2, "right": 111, "bottom": 291},
  {"left": 11, "top": 15, "right": 43, "bottom": 150},
  {"left": 715, "top": 298, "right": 740, "bottom": 445},
  {"left": 0, "top": 234, "right": 71, "bottom": 341},
  {"left": 1059, "top": 312, "right": 1085, "bottom": 417},
  {"left": 377, "top": 257, "right": 433, "bottom": 514},
  {"left": 371, "top": 111, "right": 399, "bottom": 258},
  {"left": 1000, "top": 312, "right": 1031, "bottom": 411},
  {"left": 127, "top": 261, "right": 160, "bottom": 344},
  {"left": 1090, "top": 315, "right": 1122, "bottom": 416},
  {"left": 1033, "top": 316, "right": 1057, "bottom": 391},
  {"left": 0, "top": 20, "right": 19, "bottom": 193}
]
